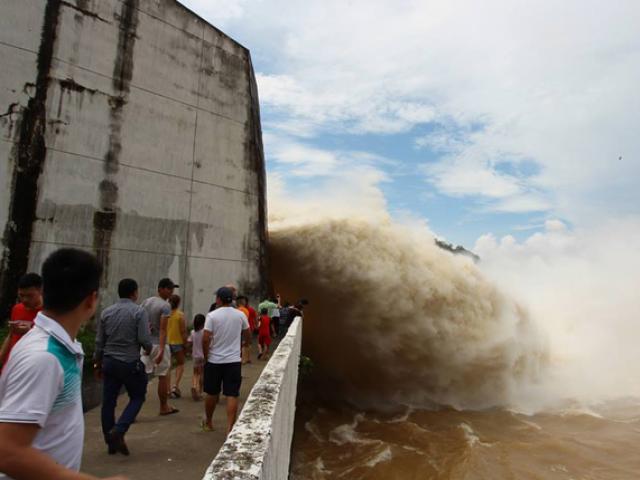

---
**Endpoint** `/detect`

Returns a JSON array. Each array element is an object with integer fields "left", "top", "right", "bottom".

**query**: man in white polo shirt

[
  {"left": 202, "top": 286, "right": 251, "bottom": 435},
  {"left": 0, "top": 248, "right": 124, "bottom": 480}
]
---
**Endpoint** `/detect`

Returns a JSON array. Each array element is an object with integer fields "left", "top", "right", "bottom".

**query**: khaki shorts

[{"left": 141, "top": 344, "right": 171, "bottom": 376}]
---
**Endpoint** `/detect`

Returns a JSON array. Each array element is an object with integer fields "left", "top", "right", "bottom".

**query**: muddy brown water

[{"left": 290, "top": 399, "right": 640, "bottom": 479}]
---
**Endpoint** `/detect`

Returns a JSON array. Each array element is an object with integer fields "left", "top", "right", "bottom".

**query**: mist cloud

[{"left": 475, "top": 218, "right": 640, "bottom": 408}]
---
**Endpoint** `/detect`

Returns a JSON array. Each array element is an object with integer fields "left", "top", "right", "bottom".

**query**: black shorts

[{"left": 203, "top": 362, "right": 242, "bottom": 397}]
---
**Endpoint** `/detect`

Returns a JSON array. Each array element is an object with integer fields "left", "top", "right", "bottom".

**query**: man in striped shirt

[{"left": 0, "top": 248, "right": 123, "bottom": 480}]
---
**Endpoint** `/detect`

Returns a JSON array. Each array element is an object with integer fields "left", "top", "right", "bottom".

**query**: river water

[{"left": 290, "top": 399, "right": 640, "bottom": 479}]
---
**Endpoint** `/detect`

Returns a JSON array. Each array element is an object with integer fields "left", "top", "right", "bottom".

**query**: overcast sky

[{"left": 181, "top": 0, "right": 639, "bottom": 247}]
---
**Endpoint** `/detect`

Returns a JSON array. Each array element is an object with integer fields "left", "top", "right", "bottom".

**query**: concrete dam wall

[{"left": 0, "top": 0, "right": 268, "bottom": 318}]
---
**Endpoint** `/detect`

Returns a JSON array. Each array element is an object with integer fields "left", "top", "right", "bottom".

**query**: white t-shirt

[
  {"left": 188, "top": 329, "right": 204, "bottom": 360},
  {"left": 0, "top": 313, "right": 85, "bottom": 477},
  {"left": 204, "top": 307, "right": 249, "bottom": 364}
]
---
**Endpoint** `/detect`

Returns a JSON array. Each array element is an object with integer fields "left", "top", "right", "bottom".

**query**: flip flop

[
  {"left": 159, "top": 407, "right": 180, "bottom": 416},
  {"left": 200, "top": 419, "right": 214, "bottom": 432}
]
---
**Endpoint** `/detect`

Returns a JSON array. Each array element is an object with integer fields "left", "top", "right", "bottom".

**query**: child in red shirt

[
  {"left": 0, "top": 273, "right": 43, "bottom": 372},
  {"left": 257, "top": 308, "right": 276, "bottom": 360}
]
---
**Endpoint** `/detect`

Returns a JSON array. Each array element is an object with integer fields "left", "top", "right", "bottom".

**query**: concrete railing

[{"left": 203, "top": 317, "right": 302, "bottom": 479}]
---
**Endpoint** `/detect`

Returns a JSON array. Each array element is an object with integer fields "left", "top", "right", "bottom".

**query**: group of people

[
  {"left": 93, "top": 278, "right": 303, "bottom": 450},
  {"left": 0, "top": 247, "right": 304, "bottom": 480}
]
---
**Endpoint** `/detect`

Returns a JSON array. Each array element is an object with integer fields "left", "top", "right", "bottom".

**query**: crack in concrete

[{"left": 61, "top": 0, "right": 110, "bottom": 23}]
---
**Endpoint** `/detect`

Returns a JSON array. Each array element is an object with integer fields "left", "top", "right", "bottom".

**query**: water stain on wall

[
  {"left": 0, "top": 0, "right": 62, "bottom": 320},
  {"left": 33, "top": 200, "right": 205, "bottom": 311},
  {"left": 246, "top": 57, "right": 270, "bottom": 299},
  {"left": 93, "top": 0, "right": 139, "bottom": 284}
]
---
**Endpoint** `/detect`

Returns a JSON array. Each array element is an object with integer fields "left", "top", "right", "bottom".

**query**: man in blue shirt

[{"left": 94, "top": 278, "right": 152, "bottom": 455}]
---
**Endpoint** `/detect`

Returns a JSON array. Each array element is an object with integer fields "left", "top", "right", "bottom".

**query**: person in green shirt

[{"left": 258, "top": 295, "right": 280, "bottom": 318}]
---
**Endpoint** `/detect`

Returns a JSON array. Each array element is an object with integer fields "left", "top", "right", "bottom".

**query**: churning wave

[{"left": 270, "top": 218, "right": 548, "bottom": 410}]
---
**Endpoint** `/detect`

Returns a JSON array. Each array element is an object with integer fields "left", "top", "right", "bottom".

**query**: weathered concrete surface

[
  {"left": 204, "top": 318, "right": 302, "bottom": 480},
  {"left": 0, "top": 0, "right": 268, "bottom": 320},
  {"left": 82, "top": 356, "right": 268, "bottom": 479}
]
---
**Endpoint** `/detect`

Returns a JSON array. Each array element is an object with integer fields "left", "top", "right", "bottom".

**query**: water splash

[{"left": 270, "top": 218, "right": 548, "bottom": 409}]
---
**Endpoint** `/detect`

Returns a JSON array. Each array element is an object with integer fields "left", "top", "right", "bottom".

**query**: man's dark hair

[
  {"left": 260, "top": 308, "right": 268, "bottom": 315},
  {"left": 42, "top": 248, "right": 102, "bottom": 314},
  {"left": 193, "top": 313, "right": 205, "bottom": 330},
  {"left": 18, "top": 272, "right": 42, "bottom": 290},
  {"left": 236, "top": 295, "right": 247, "bottom": 302},
  {"left": 118, "top": 278, "right": 138, "bottom": 299}
]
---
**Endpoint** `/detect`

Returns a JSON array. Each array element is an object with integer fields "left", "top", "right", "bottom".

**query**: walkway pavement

[{"left": 82, "top": 357, "right": 268, "bottom": 480}]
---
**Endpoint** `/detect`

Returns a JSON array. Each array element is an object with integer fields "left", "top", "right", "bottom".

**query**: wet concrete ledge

[{"left": 203, "top": 317, "right": 302, "bottom": 480}]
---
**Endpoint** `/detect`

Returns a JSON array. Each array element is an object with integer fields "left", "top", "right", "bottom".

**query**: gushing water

[{"left": 270, "top": 218, "right": 547, "bottom": 410}]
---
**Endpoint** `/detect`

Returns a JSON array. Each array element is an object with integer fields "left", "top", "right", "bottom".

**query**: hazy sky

[{"left": 181, "top": 0, "right": 639, "bottom": 247}]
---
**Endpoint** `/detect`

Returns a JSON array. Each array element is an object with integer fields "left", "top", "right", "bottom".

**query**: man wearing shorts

[
  {"left": 202, "top": 286, "right": 251, "bottom": 434},
  {"left": 141, "top": 278, "right": 179, "bottom": 416}
]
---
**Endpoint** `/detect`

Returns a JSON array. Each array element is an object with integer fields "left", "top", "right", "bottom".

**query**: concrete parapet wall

[{"left": 204, "top": 317, "right": 302, "bottom": 480}]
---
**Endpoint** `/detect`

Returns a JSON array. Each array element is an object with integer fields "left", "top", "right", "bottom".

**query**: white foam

[
  {"left": 365, "top": 446, "right": 393, "bottom": 468},
  {"left": 459, "top": 423, "right": 492, "bottom": 447},
  {"left": 518, "top": 418, "right": 543, "bottom": 431},
  {"left": 305, "top": 421, "right": 325, "bottom": 442},
  {"left": 556, "top": 406, "right": 604, "bottom": 419},
  {"left": 401, "top": 445, "right": 427, "bottom": 457},
  {"left": 550, "top": 464, "right": 569, "bottom": 473},
  {"left": 611, "top": 416, "right": 640, "bottom": 424},
  {"left": 388, "top": 406, "right": 415, "bottom": 423},
  {"left": 313, "top": 457, "right": 331, "bottom": 474},
  {"left": 329, "top": 414, "right": 379, "bottom": 446},
  {"left": 329, "top": 424, "right": 380, "bottom": 446}
]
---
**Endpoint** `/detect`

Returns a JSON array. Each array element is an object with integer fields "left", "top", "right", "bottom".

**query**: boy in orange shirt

[{"left": 0, "top": 273, "right": 43, "bottom": 371}]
